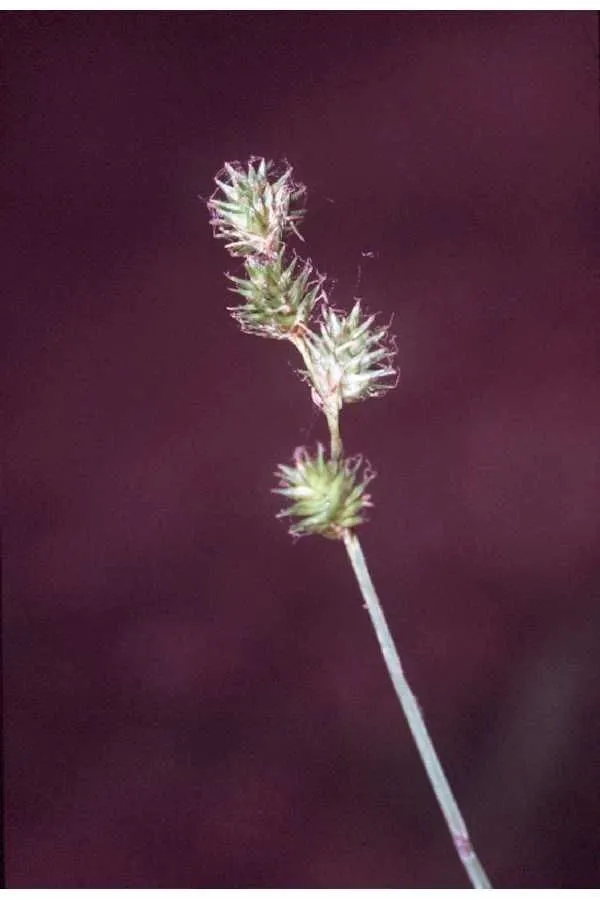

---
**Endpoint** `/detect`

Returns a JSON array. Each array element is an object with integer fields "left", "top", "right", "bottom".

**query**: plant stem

[
  {"left": 326, "top": 406, "right": 342, "bottom": 461},
  {"left": 288, "top": 332, "right": 343, "bottom": 460},
  {"left": 342, "top": 529, "right": 492, "bottom": 890}
]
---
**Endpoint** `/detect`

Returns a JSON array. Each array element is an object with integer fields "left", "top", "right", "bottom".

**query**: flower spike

[
  {"left": 208, "top": 158, "right": 305, "bottom": 259},
  {"left": 301, "top": 300, "right": 398, "bottom": 413},
  {"left": 274, "top": 444, "right": 375, "bottom": 539},
  {"left": 227, "top": 249, "right": 325, "bottom": 339}
]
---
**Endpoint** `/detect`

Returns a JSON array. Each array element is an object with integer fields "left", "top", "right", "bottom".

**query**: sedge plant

[{"left": 206, "top": 157, "right": 492, "bottom": 889}]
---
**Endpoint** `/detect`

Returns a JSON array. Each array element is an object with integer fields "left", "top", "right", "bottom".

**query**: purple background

[{"left": 4, "top": 12, "right": 600, "bottom": 888}]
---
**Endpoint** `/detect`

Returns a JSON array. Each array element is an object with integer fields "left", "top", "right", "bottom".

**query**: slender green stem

[
  {"left": 325, "top": 406, "right": 342, "bottom": 461},
  {"left": 342, "top": 530, "right": 492, "bottom": 889},
  {"left": 288, "top": 332, "right": 313, "bottom": 373},
  {"left": 289, "top": 332, "right": 342, "bottom": 460}
]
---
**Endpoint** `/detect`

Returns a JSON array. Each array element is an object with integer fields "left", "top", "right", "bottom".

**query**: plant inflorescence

[{"left": 206, "top": 157, "right": 492, "bottom": 889}]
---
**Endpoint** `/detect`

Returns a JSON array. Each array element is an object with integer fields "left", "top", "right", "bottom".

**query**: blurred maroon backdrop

[{"left": 4, "top": 11, "right": 600, "bottom": 888}]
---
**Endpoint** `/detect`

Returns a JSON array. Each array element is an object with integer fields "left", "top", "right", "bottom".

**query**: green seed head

[
  {"left": 274, "top": 444, "right": 375, "bottom": 539},
  {"left": 303, "top": 301, "right": 398, "bottom": 412},
  {"left": 227, "top": 249, "right": 325, "bottom": 339},
  {"left": 207, "top": 157, "right": 305, "bottom": 259}
]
